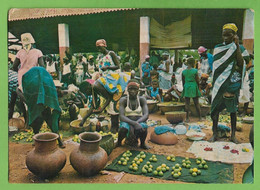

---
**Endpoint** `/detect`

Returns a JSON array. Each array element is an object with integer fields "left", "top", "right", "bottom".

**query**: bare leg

[
  {"left": 8, "top": 91, "right": 17, "bottom": 120},
  {"left": 193, "top": 97, "right": 202, "bottom": 120},
  {"left": 209, "top": 112, "right": 219, "bottom": 142},
  {"left": 185, "top": 97, "right": 191, "bottom": 122},
  {"left": 42, "top": 108, "right": 65, "bottom": 148},
  {"left": 240, "top": 102, "right": 249, "bottom": 117},
  {"left": 139, "top": 128, "right": 150, "bottom": 149},
  {"left": 111, "top": 114, "right": 119, "bottom": 133},
  {"left": 230, "top": 112, "right": 239, "bottom": 144},
  {"left": 117, "top": 127, "right": 128, "bottom": 147}
]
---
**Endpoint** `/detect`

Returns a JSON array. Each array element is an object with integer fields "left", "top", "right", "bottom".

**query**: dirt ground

[{"left": 8, "top": 111, "right": 253, "bottom": 184}]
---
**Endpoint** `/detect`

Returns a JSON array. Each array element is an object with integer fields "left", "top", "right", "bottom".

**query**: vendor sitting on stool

[{"left": 117, "top": 79, "right": 150, "bottom": 149}]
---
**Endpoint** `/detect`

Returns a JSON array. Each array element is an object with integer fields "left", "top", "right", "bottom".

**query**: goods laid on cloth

[
  {"left": 187, "top": 141, "right": 253, "bottom": 164},
  {"left": 105, "top": 150, "right": 234, "bottom": 183}
]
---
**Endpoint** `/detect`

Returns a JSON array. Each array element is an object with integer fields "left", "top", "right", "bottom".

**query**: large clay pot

[
  {"left": 157, "top": 102, "right": 185, "bottom": 115},
  {"left": 70, "top": 132, "right": 108, "bottom": 176},
  {"left": 150, "top": 130, "right": 178, "bottom": 145},
  {"left": 26, "top": 132, "right": 66, "bottom": 179}
]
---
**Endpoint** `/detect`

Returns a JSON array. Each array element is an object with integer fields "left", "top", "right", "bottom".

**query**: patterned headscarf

[
  {"left": 96, "top": 39, "right": 107, "bottom": 47},
  {"left": 223, "top": 23, "right": 238, "bottom": 33}
]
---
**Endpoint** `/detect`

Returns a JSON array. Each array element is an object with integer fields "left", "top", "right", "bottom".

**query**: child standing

[{"left": 182, "top": 58, "right": 201, "bottom": 122}]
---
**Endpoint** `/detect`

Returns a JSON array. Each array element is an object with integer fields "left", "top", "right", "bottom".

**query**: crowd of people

[{"left": 8, "top": 23, "right": 254, "bottom": 150}]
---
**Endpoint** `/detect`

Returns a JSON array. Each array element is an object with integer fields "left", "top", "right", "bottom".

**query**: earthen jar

[
  {"left": 150, "top": 130, "right": 178, "bottom": 145},
  {"left": 70, "top": 132, "right": 108, "bottom": 176},
  {"left": 26, "top": 132, "right": 66, "bottom": 179}
]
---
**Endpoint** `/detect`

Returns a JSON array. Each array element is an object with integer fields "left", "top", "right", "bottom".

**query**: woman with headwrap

[
  {"left": 117, "top": 80, "right": 150, "bottom": 149},
  {"left": 79, "top": 39, "right": 130, "bottom": 132},
  {"left": 209, "top": 23, "right": 250, "bottom": 143}
]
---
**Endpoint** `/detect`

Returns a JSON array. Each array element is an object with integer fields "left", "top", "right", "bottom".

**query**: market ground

[{"left": 8, "top": 111, "right": 252, "bottom": 184}]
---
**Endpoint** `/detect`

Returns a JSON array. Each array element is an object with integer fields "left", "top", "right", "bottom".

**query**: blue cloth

[
  {"left": 142, "top": 61, "right": 151, "bottom": 77},
  {"left": 22, "top": 67, "right": 61, "bottom": 131},
  {"left": 207, "top": 53, "right": 214, "bottom": 70},
  {"left": 149, "top": 87, "right": 160, "bottom": 98},
  {"left": 154, "top": 125, "right": 176, "bottom": 135},
  {"left": 119, "top": 121, "right": 148, "bottom": 137},
  {"left": 217, "top": 124, "right": 231, "bottom": 132},
  {"left": 188, "top": 125, "right": 201, "bottom": 132}
]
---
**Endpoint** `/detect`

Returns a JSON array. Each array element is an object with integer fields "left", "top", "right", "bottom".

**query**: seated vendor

[
  {"left": 55, "top": 81, "right": 86, "bottom": 121},
  {"left": 199, "top": 73, "right": 212, "bottom": 102},
  {"left": 117, "top": 79, "right": 150, "bottom": 149},
  {"left": 147, "top": 79, "right": 162, "bottom": 102}
]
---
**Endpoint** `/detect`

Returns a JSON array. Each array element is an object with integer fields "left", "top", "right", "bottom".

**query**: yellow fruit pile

[
  {"left": 181, "top": 157, "right": 191, "bottom": 169},
  {"left": 141, "top": 161, "right": 153, "bottom": 174},
  {"left": 98, "top": 131, "right": 118, "bottom": 140},
  {"left": 153, "top": 163, "right": 170, "bottom": 177},
  {"left": 118, "top": 150, "right": 133, "bottom": 167},
  {"left": 189, "top": 167, "right": 201, "bottom": 177},
  {"left": 171, "top": 163, "right": 182, "bottom": 178},
  {"left": 166, "top": 155, "right": 176, "bottom": 162},
  {"left": 196, "top": 157, "right": 208, "bottom": 169},
  {"left": 72, "top": 135, "right": 80, "bottom": 143},
  {"left": 12, "top": 130, "right": 34, "bottom": 142},
  {"left": 129, "top": 151, "right": 145, "bottom": 171},
  {"left": 148, "top": 154, "right": 158, "bottom": 162}
]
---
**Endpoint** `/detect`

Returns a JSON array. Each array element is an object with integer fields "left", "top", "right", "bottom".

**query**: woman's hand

[
  {"left": 233, "top": 34, "right": 239, "bottom": 45},
  {"left": 101, "top": 66, "right": 108, "bottom": 71}
]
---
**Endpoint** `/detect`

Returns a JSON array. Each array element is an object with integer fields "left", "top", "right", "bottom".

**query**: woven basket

[
  {"left": 99, "top": 134, "right": 114, "bottom": 155},
  {"left": 165, "top": 111, "right": 186, "bottom": 124}
]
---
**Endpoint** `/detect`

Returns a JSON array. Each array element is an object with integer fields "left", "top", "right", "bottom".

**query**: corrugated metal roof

[{"left": 8, "top": 8, "right": 137, "bottom": 21}]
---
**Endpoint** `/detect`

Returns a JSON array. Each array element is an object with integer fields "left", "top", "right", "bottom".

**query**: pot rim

[
  {"left": 79, "top": 132, "right": 102, "bottom": 143},
  {"left": 33, "top": 132, "right": 59, "bottom": 142}
]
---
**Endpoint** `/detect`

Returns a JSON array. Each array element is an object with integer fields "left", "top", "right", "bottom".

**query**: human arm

[
  {"left": 38, "top": 57, "right": 45, "bottom": 68},
  {"left": 13, "top": 58, "right": 20, "bottom": 72},
  {"left": 233, "top": 35, "right": 244, "bottom": 68},
  {"left": 195, "top": 71, "right": 200, "bottom": 87}
]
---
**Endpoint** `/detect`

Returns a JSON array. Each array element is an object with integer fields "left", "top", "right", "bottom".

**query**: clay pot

[
  {"left": 147, "top": 100, "right": 158, "bottom": 113},
  {"left": 70, "top": 132, "right": 108, "bottom": 176},
  {"left": 8, "top": 118, "right": 25, "bottom": 131},
  {"left": 165, "top": 111, "right": 186, "bottom": 124},
  {"left": 150, "top": 130, "right": 178, "bottom": 145},
  {"left": 26, "top": 132, "right": 66, "bottom": 179}
]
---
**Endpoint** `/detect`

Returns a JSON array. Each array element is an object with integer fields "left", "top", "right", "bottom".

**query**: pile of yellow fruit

[
  {"left": 196, "top": 157, "right": 208, "bottom": 169},
  {"left": 72, "top": 135, "right": 80, "bottom": 143},
  {"left": 189, "top": 167, "right": 201, "bottom": 177},
  {"left": 153, "top": 163, "right": 170, "bottom": 177},
  {"left": 166, "top": 155, "right": 176, "bottom": 162},
  {"left": 148, "top": 154, "right": 158, "bottom": 162},
  {"left": 128, "top": 151, "right": 146, "bottom": 171},
  {"left": 141, "top": 161, "right": 153, "bottom": 174},
  {"left": 12, "top": 130, "right": 34, "bottom": 142},
  {"left": 98, "top": 131, "right": 118, "bottom": 140},
  {"left": 118, "top": 150, "right": 133, "bottom": 166},
  {"left": 181, "top": 157, "right": 192, "bottom": 169},
  {"left": 171, "top": 163, "right": 182, "bottom": 178}
]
